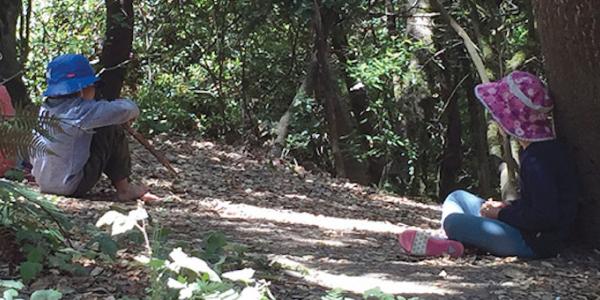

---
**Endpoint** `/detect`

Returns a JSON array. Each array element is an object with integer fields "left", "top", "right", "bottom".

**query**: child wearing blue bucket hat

[{"left": 31, "top": 54, "right": 159, "bottom": 202}]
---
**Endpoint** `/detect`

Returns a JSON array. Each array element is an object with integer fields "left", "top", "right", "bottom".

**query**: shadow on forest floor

[{"left": 35, "top": 135, "right": 600, "bottom": 299}]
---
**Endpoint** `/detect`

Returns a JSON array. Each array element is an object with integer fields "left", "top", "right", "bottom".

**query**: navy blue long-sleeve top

[{"left": 498, "top": 140, "right": 579, "bottom": 258}]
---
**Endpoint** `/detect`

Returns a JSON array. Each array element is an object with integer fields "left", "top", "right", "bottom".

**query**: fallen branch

[{"left": 124, "top": 125, "right": 178, "bottom": 177}]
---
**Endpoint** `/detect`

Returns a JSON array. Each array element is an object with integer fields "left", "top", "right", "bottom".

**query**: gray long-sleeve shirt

[{"left": 32, "top": 97, "right": 139, "bottom": 195}]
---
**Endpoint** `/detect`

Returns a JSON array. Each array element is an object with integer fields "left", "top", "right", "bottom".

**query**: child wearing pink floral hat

[{"left": 398, "top": 71, "right": 579, "bottom": 258}]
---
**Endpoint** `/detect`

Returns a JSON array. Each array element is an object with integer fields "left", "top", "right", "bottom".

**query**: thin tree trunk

[
  {"left": 18, "top": 0, "right": 32, "bottom": 66},
  {"left": 331, "top": 30, "right": 382, "bottom": 183},
  {"left": 406, "top": 0, "right": 434, "bottom": 195},
  {"left": 97, "top": 0, "right": 176, "bottom": 175},
  {"left": 0, "top": 0, "right": 29, "bottom": 107},
  {"left": 312, "top": 0, "right": 370, "bottom": 184},
  {"left": 534, "top": 0, "right": 600, "bottom": 244},
  {"left": 466, "top": 73, "right": 493, "bottom": 196},
  {"left": 386, "top": 0, "right": 414, "bottom": 191},
  {"left": 438, "top": 69, "right": 463, "bottom": 199},
  {"left": 433, "top": 0, "right": 519, "bottom": 200},
  {"left": 96, "top": 0, "right": 134, "bottom": 100},
  {"left": 385, "top": 0, "right": 397, "bottom": 35},
  {"left": 271, "top": 57, "right": 318, "bottom": 158}
]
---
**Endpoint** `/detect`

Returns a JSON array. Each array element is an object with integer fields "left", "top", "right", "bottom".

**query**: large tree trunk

[
  {"left": 0, "top": 0, "right": 29, "bottom": 106},
  {"left": 96, "top": 0, "right": 134, "bottom": 100},
  {"left": 312, "top": 0, "right": 370, "bottom": 184},
  {"left": 533, "top": 0, "right": 600, "bottom": 245}
]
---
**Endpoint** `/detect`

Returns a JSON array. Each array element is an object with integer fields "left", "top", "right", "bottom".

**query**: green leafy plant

[
  {"left": 322, "top": 288, "right": 420, "bottom": 300},
  {"left": 0, "top": 180, "right": 73, "bottom": 280},
  {"left": 0, "top": 280, "right": 63, "bottom": 300},
  {"left": 322, "top": 289, "right": 350, "bottom": 300},
  {"left": 96, "top": 205, "right": 274, "bottom": 300}
]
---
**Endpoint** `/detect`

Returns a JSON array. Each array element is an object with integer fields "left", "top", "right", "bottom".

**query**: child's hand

[
  {"left": 484, "top": 198, "right": 508, "bottom": 209},
  {"left": 124, "top": 117, "right": 136, "bottom": 128},
  {"left": 481, "top": 206, "right": 502, "bottom": 219},
  {"left": 480, "top": 199, "right": 508, "bottom": 219}
]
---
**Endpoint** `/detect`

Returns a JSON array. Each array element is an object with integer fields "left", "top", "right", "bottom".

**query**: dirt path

[{"left": 21, "top": 136, "right": 600, "bottom": 299}]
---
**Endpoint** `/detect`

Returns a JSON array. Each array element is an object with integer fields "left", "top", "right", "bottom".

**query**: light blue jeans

[{"left": 442, "top": 190, "right": 535, "bottom": 258}]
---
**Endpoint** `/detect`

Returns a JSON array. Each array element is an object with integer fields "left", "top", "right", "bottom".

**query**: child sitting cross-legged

[
  {"left": 398, "top": 71, "right": 579, "bottom": 259},
  {"left": 32, "top": 54, "right": 159, "bottom": 203}
]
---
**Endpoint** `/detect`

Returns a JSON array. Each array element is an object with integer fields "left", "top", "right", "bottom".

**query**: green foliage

[
  {"left": 0, "top": 109, "right": 62, "bottom": 161},
  {"left": 24, "top": 0, "right": 104, "bottom": 99},
  {"left": 322, "top": 289, "right": 349, "bottom": 300},
  {"left": 322, "top": 287, "right": 421, "bottom": 300},
  {"left": 19, "top": 0, "right": 542, "bottom": 197},
  {"left": 0, "top": 280, "right": 63, "bottom": 300},
  {"left": 135, "top": 72, "right": 217, "bottom": 136},
  {"left": 0, "top": 180, "right": 118, "bottom": 282},
  {"left": 363, "top": 288, "right": 419, "bottom": 300},
  {"left": 96, "top": 206, "right": 273, "bottom": 300}
]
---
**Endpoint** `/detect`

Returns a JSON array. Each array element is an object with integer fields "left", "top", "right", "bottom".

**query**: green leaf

[
  {"left": 222, "top": 268, "right": 255, "bottom": 283},
  {"left": 149, "top": 258, "right": 166, "bottom": 269},
  {"left": 204, "top": 232, "right": 227, "bottom": 254},
  {"left": 96, "top": 234, "right": 118, "bottom": 258},
  {"left": 0, "top": 280, "right": 24, "bottom": 290},
  {"left": 20, "top": 261, "right": 43, "bottom": 281},
  {"left": 4, "top": 169, "right": 25, "bottom": 181},
  {"left": 30, "top": 289, "right": 63, "bottom": 300},
  {"left": 3, "top": 289, "right": 19, "bottom": 300},
  {"left": 96, "top": 210, "right": 136, "bottom": 236},
  {"left": 363, "top": 287, "right": 395, "bottom": 300},
  {"left": 26, "top": 245, "right": 45, "bottom": 263}
]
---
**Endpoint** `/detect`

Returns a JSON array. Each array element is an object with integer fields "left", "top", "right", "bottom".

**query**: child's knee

[
  {"left": 444, "top": 189, "right": 469, "bottom": 205},
  {"left": 442, "top": 213, "right": 463, "bottom": 237}
]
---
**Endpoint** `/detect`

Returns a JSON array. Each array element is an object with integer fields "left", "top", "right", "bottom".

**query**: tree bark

[
  {"left": 271, "top": 57, "right": 319, "bottom": 158},
  {"left": 466, "top": 73, "right": 493, "bottom": 197},
  {"left": 438, "top": 70, "right": 462, "bottom": 199},
  {"left": 96, "top": 0, "right": 134, "bottom": 100},
  {"left": 0, "top": 0, "right": 29, "bottom": 107},
  {"left": 331, "top": 28, "right": 382, "bottom": 183},
  {"left": 533, "top": 0, "right": 600, "bottom": 244},
  {"left": 312, "top": 0, "right": 370, "bottom": 184},
  {"left": 434, "top": 0, "right": 519, "bottom": 200},
  {"left": 406, "top": 0, "right": 435, "bottom": 195}
]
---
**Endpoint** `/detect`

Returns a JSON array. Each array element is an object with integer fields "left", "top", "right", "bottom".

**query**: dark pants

[{"left": 73, "top": 125, "right": 131, "bottom": 196}]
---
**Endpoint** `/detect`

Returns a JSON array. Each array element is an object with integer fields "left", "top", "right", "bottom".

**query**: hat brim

[
  {"left": 43, "top": 76, "right": 99, "bottom": 97},
  {"left": 474, "top": 82, "right": 556, "bottom": 142}
]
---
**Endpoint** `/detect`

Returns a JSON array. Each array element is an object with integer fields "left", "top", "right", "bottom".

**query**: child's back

[
  {"left": 33, "top": 53, "right": 157, "bottom": 202},
  {"left": 32, "top": 96, "right": 138, "bottom": 194}
]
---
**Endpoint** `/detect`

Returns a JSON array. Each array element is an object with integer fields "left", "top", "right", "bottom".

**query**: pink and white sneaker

[{"left": 398, "top": 229, "right": 464, "bottom": 258}]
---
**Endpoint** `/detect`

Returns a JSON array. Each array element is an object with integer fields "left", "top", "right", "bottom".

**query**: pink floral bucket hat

[{"left": 475, "top": 71, "right": 556, "bottom": 142}]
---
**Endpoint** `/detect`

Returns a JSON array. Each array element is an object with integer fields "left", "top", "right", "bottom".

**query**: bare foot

[
  {"left": 140, "top": 191, "right": 161, "bottom": 203},
  {"left": 116, "top": 183, "right": 159, "bottom": 203}
]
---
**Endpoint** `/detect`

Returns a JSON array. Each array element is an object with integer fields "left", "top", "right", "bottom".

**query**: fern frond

[
  {"left": 0, "top": 179, "right": 73, "bottom": 239},
  {"left": 0, "top": 106, "right": 62, "bottom": 160}
]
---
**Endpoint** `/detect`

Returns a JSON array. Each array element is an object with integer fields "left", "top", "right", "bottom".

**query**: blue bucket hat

[{"left": 43, "top": 54, "right": 100, "bottom": 97}]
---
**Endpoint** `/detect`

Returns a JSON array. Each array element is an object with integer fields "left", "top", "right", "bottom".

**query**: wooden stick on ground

[{"left": 124, "top": 126, "right": 178, "bottom": 177}]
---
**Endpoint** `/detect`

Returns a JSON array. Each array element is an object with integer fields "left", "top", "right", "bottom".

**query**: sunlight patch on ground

[
  {"left": 204, "top": 198, "right": 408, "bottom": 234},
  {"left": 370, "top": 194, "right": 442, "bottom": 212},
  {"left": 288, "top": 237, "right": 348, "bottom": 247},
  {"left": 271, "top": 255, "right": 457, "bottom": 296}
]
